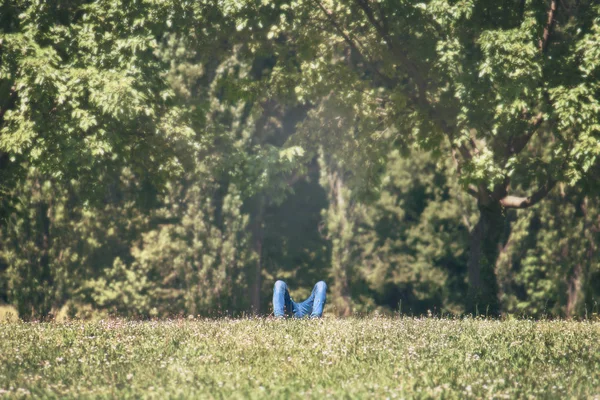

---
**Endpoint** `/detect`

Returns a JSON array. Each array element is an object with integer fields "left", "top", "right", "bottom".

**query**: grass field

[{"left": 0, "top": 317, "right": 599, "bottom": 399}]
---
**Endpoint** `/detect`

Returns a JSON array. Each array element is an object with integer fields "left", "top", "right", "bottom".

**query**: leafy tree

[
  {"left": 272, "top": 0, "right": 600, "bottom": 313},
  {"left": 85, "top": 175, "right": 252, "bottom": 317},
  {"left": 0, "top": 1, "right": 200, "bottom": 199},
  {"left": 497, "top": 165, "right": 600, "bottom": 317},
  {"left": 318, "top": 150, "right": 359, "bottom": 315},
  {"left": 2, "top": 0, "right": 599, "bottom": 320},
  {"left": 0, "top": 167, "right": 149, "bottom": 319},
  {"left": 0, "top": 0, "right": 243, "bottom": 317},
  {"left": 318, "top": 149, "right": 476, "bottom": 315},
  {"left": 0, "top": 0, "right": 313, "bottom": 317}
]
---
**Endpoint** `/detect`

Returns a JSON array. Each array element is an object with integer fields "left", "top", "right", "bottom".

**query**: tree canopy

[{"left": 1, "top": 0, "right": 598, "bottom": 319}]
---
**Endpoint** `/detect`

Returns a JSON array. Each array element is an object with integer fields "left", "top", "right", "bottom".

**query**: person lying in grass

[{"left": 272, "top": 280, "right": 327, "bottom": 318}]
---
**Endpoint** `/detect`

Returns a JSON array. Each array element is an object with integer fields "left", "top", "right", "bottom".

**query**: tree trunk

[
  {"left": 21, "top": 182, "right": 53, "bottom": 320},
  {"left": 467, "top": 202, "right": 504, "bottom": 316},
  {"left": 249, "top": 197, "right": 264, "bottom": 315},
  {"left": 319, "top": 162, "right": 353, "bottom": 317},
  {"left": 330, "top": 175, "right": 352, "bottom": 316},
  {"left": 566, "top": 263, "right": 582, "bottom": 318},
  {"left": 567, "top": 195, "right": 596, "bottom": 318}
]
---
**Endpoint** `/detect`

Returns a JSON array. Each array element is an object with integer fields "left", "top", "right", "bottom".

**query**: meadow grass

[
  {"left": 0, "top": 317, "right": 599, "bottom": 399},
  {"left": 0, "top": 306, "right": 18, "bottom": 323}
]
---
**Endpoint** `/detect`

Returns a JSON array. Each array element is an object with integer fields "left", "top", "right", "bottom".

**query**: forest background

[{"left": 1, "top": 0, "right": 599, "bottom": 320}]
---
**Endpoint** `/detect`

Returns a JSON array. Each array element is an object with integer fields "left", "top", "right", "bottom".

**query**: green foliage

[
  {"left": 282, "top": 0, "right": 599, "bottom": 197},
  {"left": 259, "top": 169, "right": 330, "bottom": 310},
  {"left": 86, "top": 178, "right": 252, "bottom": 317},
  {"left": 361, "top": 151, "right": 477, "bottom": 314},
  {"left": 318, "top": 149, "right": 477, "bottom": 315},
  {"left": 497, "top": 189, "right": 600, "bottom": 317},
  {"left": 283, "top": 0, "right": 600, "bottom": 312},
  {"left": 0, "top": 167, "right": 151, "bottom": 319},
  {"left": 0, "top": 0, "right": 197, "bottom": 194},
  {"left": 1, "top": 0, "right": 599, "bottom": 320}
]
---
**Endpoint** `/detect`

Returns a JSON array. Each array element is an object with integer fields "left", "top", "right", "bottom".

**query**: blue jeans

[{"left": 273, "top": 280, "right": 327, "bottom": 318}]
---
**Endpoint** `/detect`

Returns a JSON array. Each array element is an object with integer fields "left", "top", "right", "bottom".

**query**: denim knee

[
  {"left": 274, "top": 280, "right": 287, "bottom": 291},
  {"left": 314, "top": 281, "right": 327, "bottom": 292}
]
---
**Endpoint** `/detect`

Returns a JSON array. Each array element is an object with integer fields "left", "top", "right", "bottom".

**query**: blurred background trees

[{"left": 0, "top": 0, "right": 598, "bottom": 319}]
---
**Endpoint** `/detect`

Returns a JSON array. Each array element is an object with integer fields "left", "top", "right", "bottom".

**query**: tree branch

[
  {"left": 354, "top": 0, "right": 390, "bottom": 47},
  {"left": 373, "top": 1, "right": 391, "bottom": 41},
  {"left": 503, "top": 104, "right": 586, "bottom": 210},
  {"left": 352, "top": 0, "right": 475, "bottom": 166},
  {"left": 312, "top": 0, "right": 398, "bottom": 89},
  {"left": 539, "top": 0, "right": 558, "bottom": 53},
  {"left": 318, "top": 0, "right": 469, "bottom": 165},
  {"left": 467, "top": 185, "right": 478, "bottom": 198},
  {"left": 353, "top": 0, "right": 428, "bottom": 106},
  {"left": 506, "top": 112, "right": 544, "bottom": 159},
  {"left": 502, "top": 0, "right": 556, "bottom": 161},
  {"left": 458, "top": 143, "right": 473, "bottom": 161},
  {"left": 502, "top": 0, "right": 556, "bottom": 162},
  {"left": 286, "top": 163, "right": 319, "bottom": 186},
  {"left": 500, "top": 179, "right": 557, "bottom": 209}
]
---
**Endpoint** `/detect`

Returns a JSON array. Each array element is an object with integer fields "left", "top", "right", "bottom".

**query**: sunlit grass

[
  {"left": 0, "top": 305, "right": 18, "bottom": 323},
  {"left": 1, "top": 317, "right": 599, "bottom": 398}
]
